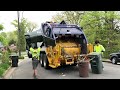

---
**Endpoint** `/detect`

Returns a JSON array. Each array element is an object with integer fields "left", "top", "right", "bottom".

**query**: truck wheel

[
  {"left": 40, "top": 53, "right": 44, "bottom": 67},
  {"left": 43, "top": 54, "right": 50, "bottom": 69},
  {"left": 111, "top": 57, "right": 117, "bottom": 64}
]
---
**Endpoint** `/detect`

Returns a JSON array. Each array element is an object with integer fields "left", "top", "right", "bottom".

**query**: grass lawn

[{"left": 0, "top": 63, "right": 10, "bottom": 77}]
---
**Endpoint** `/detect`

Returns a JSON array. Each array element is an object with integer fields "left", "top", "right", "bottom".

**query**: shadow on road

[{"left": 46, "top": 65, "right": 79, "bottom": 75}]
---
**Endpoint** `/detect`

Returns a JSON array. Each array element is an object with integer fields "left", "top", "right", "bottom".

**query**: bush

[
  {"left": 0, "top": 67, "right": 5, "bottom": 77},
  {"left": 19, "top": 56, "right": 24, "bottom": 59},
  {"left": 0, "top": 63, "right": 10, "bottom": 77},
  {"left": 1, "top": 51, "right": 10, "bottom": 64},
  {"left": 0, "top": 63, "right": 10, "bottom": 70}
]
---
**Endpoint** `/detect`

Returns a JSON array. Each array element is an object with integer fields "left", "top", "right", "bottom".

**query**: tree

[
  {"left": 27, "top": 21, "right": 38, "bottom": 32},
  {"left": 0, "top": 28, "right": 9, "bottom": 46},
  {"left": 81, "top": 11, "right": 120, "bottom": 58},
  {"left": 0, "top": 24, "right": 4, "bottom": 31},
  {"left": 11, "top": 17, "right": 38, "bottom": 53},
  {"left": 11, "top": 18, "right": 26, "bottom": 52},
  {"left": 52, "top": 11, "right": 85, "bottom": 24},
  {"left": 7, "top": 31, "right": 17, "bottom": 42},
  {"left": 8, "top": 39, "right": 16, "bottom": 46},
  {"left": 80, "top": 11, "right": 105, "bottom": 43},
  {"left": 0, "top": 24, "right": 5, "bottom": 45},
  {"left": 0, "top": 35, "right": 8, "bottom": 46},
  {"left": 0, "top": 32, "right": 7, "bottom": 37}
]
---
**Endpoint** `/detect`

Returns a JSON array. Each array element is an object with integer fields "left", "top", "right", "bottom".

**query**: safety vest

[
  {"left": 30, "top": 47, "right": 41, "bottom": 59},
  {"left": 94, "top": 44, "right": 105, "bottom": 54}
]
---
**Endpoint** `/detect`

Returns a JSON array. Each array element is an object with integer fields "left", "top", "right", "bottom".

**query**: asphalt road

[{"left": 9, "top": 57, "right": 120, "bottom": 79}]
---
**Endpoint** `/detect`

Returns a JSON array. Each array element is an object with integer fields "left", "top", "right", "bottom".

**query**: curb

[
  {"left": 0, "top": 65, "right": 12, "bottom": 79},
  {"left": 102, "top": 59, "right": 111, "bottom": 63},
  {"left": 3, "top": 67, "right": 16, "bottom": 79},
  {"left": 2, "top": 66, "right": 11, "bottom": 78}
]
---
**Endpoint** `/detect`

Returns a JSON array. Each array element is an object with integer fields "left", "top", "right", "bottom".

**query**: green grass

[
  {"left": 0, "top": 63, "right": 10, "bottom": 77},
  {"left": 0, "top": 67, "right": 5, "bottom": 77},
  {"left": 0, "top": 63, "right": 10, "bottom": 70}
]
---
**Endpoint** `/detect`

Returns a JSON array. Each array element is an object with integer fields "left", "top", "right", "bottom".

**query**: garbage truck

[{"left": 25, "top": 21, "right": 93, "bottom": 69}]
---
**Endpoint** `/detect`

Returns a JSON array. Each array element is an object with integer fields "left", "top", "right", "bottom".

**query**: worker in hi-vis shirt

[
  {"left": 30, "top": 43, "right": 40, "bottom": 79},
  {"left": 94, "top": 40, "right": 105, "bottom": 68}
]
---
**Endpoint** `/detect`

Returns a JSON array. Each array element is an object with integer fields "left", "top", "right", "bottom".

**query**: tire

[
  {"left": 111, "top": 57, "right": 117, "bottom": 64},
  {"left": 43, "top": 54, "right": 50, "bottom": 69},
  {"left": 40, "top": 53, "right": 44, "bottom": 67}
]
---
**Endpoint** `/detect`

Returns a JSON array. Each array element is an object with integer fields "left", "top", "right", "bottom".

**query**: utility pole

[{"left": 17, "top": 11, "right": 21, "bottom": 56}]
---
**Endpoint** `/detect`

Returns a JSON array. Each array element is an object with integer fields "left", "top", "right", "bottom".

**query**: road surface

[{"left": 8, "top": 57, "right": 120, "bottom": 79}]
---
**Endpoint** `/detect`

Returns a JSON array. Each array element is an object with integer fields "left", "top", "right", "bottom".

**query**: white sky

[{"left": 0, "top": 11, "right": 62, "bottom": 32}]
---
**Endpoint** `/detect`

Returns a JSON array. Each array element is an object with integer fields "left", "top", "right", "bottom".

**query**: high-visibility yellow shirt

[
  {"left": 30, "top": 47, "right": 41, "bottom": 59},
  {"left": 94, "top": 44, "right": 105, "bottom": 54}
]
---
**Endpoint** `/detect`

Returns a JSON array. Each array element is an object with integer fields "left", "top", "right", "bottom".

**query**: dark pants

[{"left": 32, "top": 57, "right": 39, "bottom": 70}]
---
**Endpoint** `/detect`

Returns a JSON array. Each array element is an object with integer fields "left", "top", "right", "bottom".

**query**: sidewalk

[{"left": 102, "top": 58, "right": 111, "bottom": 63}]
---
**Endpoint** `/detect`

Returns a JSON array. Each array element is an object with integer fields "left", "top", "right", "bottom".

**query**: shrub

[
  {"left": 18, "top": 56, "right": 24, "bottom": 59},
  {"left": 0, "top": 63, "right": 10, "bottom": 70},
  {"left": 0, "top": 67, "right": 5, "bottom": 77},
  {"left": 0, "top": 63, "right": 10, "bottom": 77},
  {"left": 1, "top": 51, "right": 10, "bottom": 64}
]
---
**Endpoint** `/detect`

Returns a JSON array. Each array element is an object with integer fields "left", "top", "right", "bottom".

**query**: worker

[
  {"left": 94, "top": 40, "right": 105, "bottom": 68},
  {"left": 30, "top": 43, "right": 41, "bottom": 79},
  {"left": 94, "top": 40, "right": 105, "bottom": 56}
]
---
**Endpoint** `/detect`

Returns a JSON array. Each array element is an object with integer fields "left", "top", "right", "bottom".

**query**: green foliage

[
  {"left": 7, "top": 31, "right": 17, "bottom": 45},
  {"left": 26, "top": 21, "right": 38, "bottom": 32},
  {"left": 0, "top": 35, "right": 8, "bottom": 46},
  {"left": 0, "top": 32, "right": 7, "bottom": 37},
  {"left": 0, "top": 67, "right": 5, "bottom": 77},
  {"left": 0, "top": 63, "right": 10, "bottom": 77},
  {"left": 52, "top": 11, "right": 85, "bottom": 24},
  {"left": 11, "top": 18, "right": 26, "bottom": 52},
  {"left": 11, "top": 17, "right": 38, "bottom": 53},
  {"left": 1, "top": 51, "right": 10, "bottom": 64},
  {"left": 0, "top": 63, "right": 9, "bottom": 70},
  {"left": 18, "top": 56, "right": 24, "bottom": 59},
  {"left": 8, "top": 39, "right": 16, "bottom": 46},
  {"left": 0, "top": 52, "right": 10, "bottom": 77},
  {"left": 0, "top": 24, "right": 4, "bottom": 30}
]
